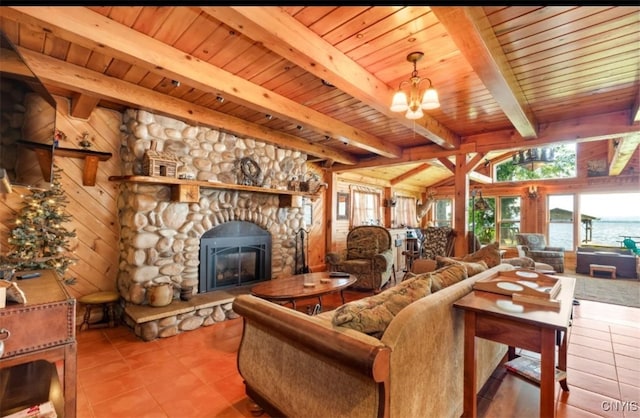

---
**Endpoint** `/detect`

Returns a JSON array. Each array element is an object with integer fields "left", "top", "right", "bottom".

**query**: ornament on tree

[{"left": 5, "top": 165, "right": 77, "bottom": 275}]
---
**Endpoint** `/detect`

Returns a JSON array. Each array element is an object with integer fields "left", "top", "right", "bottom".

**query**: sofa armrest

[
  {"left": 544, "top": 246, "right": 565, "bottom": 252},
  {"left": 373, "top": 248, "right": 393, "bottom": 272},
  {"left": 234, "top": 294, "right": 390, "bottom": 379},
  {"left": 233, "top": 295, "right": 391, "bottom": 417}
]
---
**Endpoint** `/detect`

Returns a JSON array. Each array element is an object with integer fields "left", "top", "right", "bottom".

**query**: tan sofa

[{"left": 233, "top": 263, "right": 512, "bottom": 418}]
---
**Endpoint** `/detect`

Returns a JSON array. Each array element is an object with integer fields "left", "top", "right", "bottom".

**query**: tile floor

[{"left": 75, "top": 292, "right": 639, "bottom": 418}]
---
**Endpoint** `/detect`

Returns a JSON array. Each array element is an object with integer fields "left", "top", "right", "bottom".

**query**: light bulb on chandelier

[{"left": 390, "top": 51, "right": 440, "bottom": 120}]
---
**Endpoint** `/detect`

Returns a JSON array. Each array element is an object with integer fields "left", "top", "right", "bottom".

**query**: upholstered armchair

[
  {"left": 325, "top": 226, "right": 394, "bottom": 293},
  {"left": 515, "top": 233, "right": 565, "bottom": 273}
]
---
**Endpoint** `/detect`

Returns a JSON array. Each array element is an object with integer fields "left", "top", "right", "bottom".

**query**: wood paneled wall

[{"left": 0, "top": 96, "right": 122, "bottom": 299}]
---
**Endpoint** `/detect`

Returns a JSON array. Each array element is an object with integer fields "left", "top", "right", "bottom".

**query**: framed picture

[
  {"left": 337, "top": 192, "right": 349, "bottom": 220},
  {"left": 586, "top": 159, "right": 607, "bottom": 177}
]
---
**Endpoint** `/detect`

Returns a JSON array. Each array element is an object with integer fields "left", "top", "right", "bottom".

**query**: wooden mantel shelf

[
  {"left": 108, "top": 175, "right": 317, "bottom": 205},
  {"left": 18, "top": 140, "right": 112, "bottom": 186}
]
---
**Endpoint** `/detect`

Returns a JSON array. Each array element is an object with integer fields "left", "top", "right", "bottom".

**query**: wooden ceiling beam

[
  {"left": 470, "top": 110, "right": 640, "bottom": 153},
  {"left": 390, "top": 163, "right": 431, "bottom": 186},
  {"left": 0, "top": 47, "right": 32, "bottom": 77},
  {"left": 70, "top": 93, "right": 100, "bottom": 120},
  {"left": 437, "top": 157, "right": 456, "bottom": 173},
  {"left": 432, "top": 7, "right": 538, "bottom": 139},
  {"left": 201, "top": 6, "right": 459, "bottom": 150},
  {"left": 469, "top": 171, "right": 493, "bottom": 185},
  {"left": 609, "top": 134, "right": 640, "bottom": 176},
  {"left": 4, "top": 6, "right": 400, "bottom": 159},
  {"left": 631, "top": 89, "right": 640, "bottom": 123},
  {"left": 16, "top": 48, "right": 357, "bottom": 165},
  {"left": 332, "top": 110, "right": 640, "bottom": 171}
]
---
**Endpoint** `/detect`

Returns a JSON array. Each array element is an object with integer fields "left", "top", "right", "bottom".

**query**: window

[
  {"left": 351, "top": 189, "right": 381, "bottom": 227},
  {"left": 433, "top": 199, "right": 452, "bottom": 227},
  {"left": 548, "top": 195, "right": 574, "bottom": 250},
  {"left": 579, "top": 193, "right": 640, "bottom": 247},
  {"left": 498, "top": 197, "right": 521, "bottom": 246},
  {"left": 495, "top": 144, "right": 576, "bottom": 182},
  {"left": 394, "top": 196, "right": 417, "bottom": 227},
  {"left": 469, "top": 197, "right": 496, "bottom": 244}
]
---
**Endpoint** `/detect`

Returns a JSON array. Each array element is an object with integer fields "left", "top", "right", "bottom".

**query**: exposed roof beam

[
  {"left": 70, "top": 93, "right": 100, "bottom": 120},
  {"left": 470, "top": 110, "right": 640, "bottom": 154},
  {"left": 432, "top": 7, "right": 538, "bottom": 139},
  {"left": 332, "top": 110, "right": 640, "bottom": 172},
  {"left": 5, "top": 6, "right": 400, "bottom": 159},
  {"left": 390, "top": 163, "right": 431, "bottom": 186},
  {"left": 16, "top": 48, "right": 357, "bottom": 165},
  {"left": 631, "top": 90, "right": 640, "bottom": 123},
  {"left": 437, "top": 157, "right": 456, "bottom": 173},
  {"left": 201, "top": 6, "right": 459, "bottom": 150},
  {"left": 0, "top": 47, "right": 32, "bottom": 77},
  {"left": 609, "top": 134, "right": 640, "bottom": 176},
  {"left": 330, "top": 143, "right": 476, "bottom": 173},
  {"left": 469, "top": 171, "right": 493, "bottom": 184}
]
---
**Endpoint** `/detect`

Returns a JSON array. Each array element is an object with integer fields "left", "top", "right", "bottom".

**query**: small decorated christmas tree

[{"left": 6, "top": 165, "right": 77, "bottom": 275}]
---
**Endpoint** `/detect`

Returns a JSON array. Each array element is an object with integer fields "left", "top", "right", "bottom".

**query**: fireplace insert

[{"left": 199, "top": 221, "right": 272, "bottom": 291}]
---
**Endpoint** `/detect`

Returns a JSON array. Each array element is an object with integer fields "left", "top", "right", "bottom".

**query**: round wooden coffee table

[{"left": 250, "top": 271, "right": 356, "bottom": 311}]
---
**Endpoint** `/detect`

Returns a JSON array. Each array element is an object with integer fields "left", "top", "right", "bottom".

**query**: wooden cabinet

[{"left": 0, "top": 269, "right": 76, "bottom": 417}]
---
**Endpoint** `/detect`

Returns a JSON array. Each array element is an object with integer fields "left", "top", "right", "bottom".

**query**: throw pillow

[
  {"left": 462, "top": 242, "right": 501, "bottom": 268},
  {"left": 430, "top": 264, "right": 468, "bottom": 292},
  {"left": 332, "top": 275, "right": 432, "bottom": 338},
  {"left": 436, "top": 256, "right": 488, "bottom": 277},
  {"left": 347, "top": 236, "right": 379, "bottom": 259}
]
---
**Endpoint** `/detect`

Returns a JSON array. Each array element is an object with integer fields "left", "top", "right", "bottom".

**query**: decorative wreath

[{"left": 240, "top": 157, "right": 262, "bottom": 186}]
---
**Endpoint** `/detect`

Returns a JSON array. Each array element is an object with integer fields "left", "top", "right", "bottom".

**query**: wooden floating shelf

[
  {"left": 18, "top": 140, "right": 112, "bottom": 186},
  {"left": 108, "top": 175, "right": 318, "bottom": 205}
]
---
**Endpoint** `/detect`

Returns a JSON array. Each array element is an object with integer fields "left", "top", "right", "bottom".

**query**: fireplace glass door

[{"left": 199, "top": 221, "right": 271, "bottom": 292}]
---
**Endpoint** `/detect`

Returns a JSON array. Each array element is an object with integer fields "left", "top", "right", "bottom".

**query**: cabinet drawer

[{"left": 0, "top": 300, "right": 76, "bottom": 359}]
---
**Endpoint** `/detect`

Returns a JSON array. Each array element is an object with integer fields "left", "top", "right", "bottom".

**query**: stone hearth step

[{"left": 123, "top": 286, "right": 252, "bottom": 341}]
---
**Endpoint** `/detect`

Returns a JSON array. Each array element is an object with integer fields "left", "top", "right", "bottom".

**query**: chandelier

[
  {"left": 513, "top": 147, "right": 555, "bottom": 170},
  {"left": 390, "top": 52, "right": 440, "bottom": 120}
]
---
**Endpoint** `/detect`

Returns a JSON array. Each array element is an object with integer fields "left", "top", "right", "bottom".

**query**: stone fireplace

[{"left": 114, "top": 109, "right": 309, "bottom": 340}]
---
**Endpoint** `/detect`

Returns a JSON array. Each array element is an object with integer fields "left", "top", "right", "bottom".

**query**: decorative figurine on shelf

[
  {"left": 143, "top": 141, "right": 179, "bottom": 178},
  {"left": 77, "top": 131, "right": 93, "bottom": 149},
  {"left": 236, "top": 157, "right": 263, "bottom": 186}
]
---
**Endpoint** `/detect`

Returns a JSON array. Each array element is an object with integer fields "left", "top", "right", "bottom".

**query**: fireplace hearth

[{"left": 199, "top": 221, "right": 272, "bottom": 292}]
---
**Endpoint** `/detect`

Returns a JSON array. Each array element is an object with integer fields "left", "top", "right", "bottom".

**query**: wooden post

[{"left": 454, "top": 154, "right": 470, "bottom": 257}]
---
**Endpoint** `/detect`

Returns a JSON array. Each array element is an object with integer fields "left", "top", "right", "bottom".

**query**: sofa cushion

[
  {"left": 332, "top": 275, "right": 432, "bottom": 338},
  {"left": 436, "top": 256, "right": 488, "bottom": 276},
  {"left": 429, "top": 264, "right": 468, "bottom": 292},
  {"left": 347, "top": 236, "right": 379, "bottom": 259},
  {"left": 462, "top": 242, "right": 501, "bottom": 268}
]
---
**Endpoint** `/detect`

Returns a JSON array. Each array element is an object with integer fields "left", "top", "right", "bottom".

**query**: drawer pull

[{"left": 0, "top": 328, "right": 9, "bottom": 340}]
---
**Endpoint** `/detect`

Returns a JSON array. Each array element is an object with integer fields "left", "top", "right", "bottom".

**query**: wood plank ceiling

[{"left": 1, "top": 6, "right": 638, "bottom": 189}]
